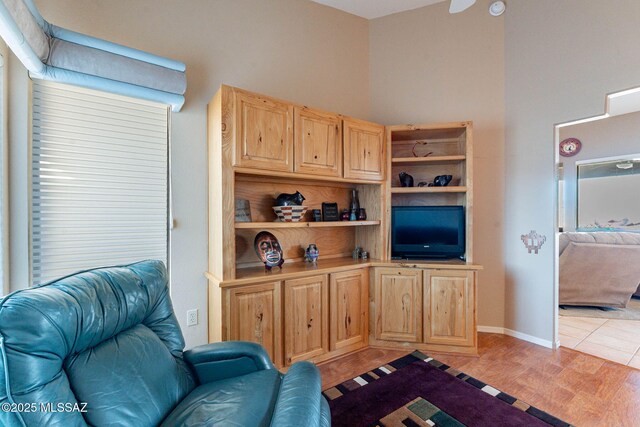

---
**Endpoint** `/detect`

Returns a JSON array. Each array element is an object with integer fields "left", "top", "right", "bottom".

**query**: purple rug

[{"left": 323, "top": 351, "right": 573, "bottom": 427}]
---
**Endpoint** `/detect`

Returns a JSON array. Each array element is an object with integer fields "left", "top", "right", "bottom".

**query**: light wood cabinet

[
  {"left": 423, "top": 269, "right": 476, "bottom": 349},
  {"left": 344, "top": 118, "right": 385, "bottom": 181},
  {"left": 294, "top": 107, "right": 342, "bottom": 177},
  {"left": 227, "top": 281, "right": 282, "bottom": 367},
  {"left": 234, "top": 89, "right": 294, "bottom": 172},
  {"left": 330, "top": 269, "right": 368, "bottom": 351},
  {"left": 373, "top": 268, "right": 422, "bottom": 342},
  {"left": 284, "top": 275, "right": 329, "bottom": 365}
]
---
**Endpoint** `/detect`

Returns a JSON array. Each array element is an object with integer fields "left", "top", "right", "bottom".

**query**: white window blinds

[{"left": 31, "top": 80, "right": 169, "bottom": 284}]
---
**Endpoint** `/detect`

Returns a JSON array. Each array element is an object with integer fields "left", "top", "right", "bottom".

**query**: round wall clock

[{"left": 559, "top": 138, "right": 582, "bottom": 157}]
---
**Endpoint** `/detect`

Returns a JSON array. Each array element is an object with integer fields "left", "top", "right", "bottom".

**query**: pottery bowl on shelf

[{"left": 273, "top": 205, "right": 308, "bottom": 222}]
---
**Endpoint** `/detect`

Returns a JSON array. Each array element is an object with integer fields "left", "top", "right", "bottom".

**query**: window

[
  {"left": 577, "top": 156, "right": 640, "bottom": 232},
  {"left": 31, "top": 80, "right": 169, "bottom": 284}
]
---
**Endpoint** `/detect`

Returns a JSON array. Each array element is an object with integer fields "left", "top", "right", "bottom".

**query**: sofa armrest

[
  {"left": 183, "top": 341, "right": 275, "bottom": 384},
  {"left": 270, "top": 361, "right": 324, "bottom": 427}
]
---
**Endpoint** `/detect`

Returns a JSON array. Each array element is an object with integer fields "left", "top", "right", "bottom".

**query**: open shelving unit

[{"left": 387, "top": 122, "right": 473, "bottom": 262}]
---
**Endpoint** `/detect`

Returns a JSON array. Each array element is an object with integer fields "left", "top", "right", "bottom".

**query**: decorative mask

[{"left": 254, "top": 231, "right": 284, "bottom": 270}]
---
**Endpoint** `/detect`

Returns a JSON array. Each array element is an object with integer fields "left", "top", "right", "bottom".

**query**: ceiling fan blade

[{"left": 449, "top": 0, "right": 477, "bottom": 13}]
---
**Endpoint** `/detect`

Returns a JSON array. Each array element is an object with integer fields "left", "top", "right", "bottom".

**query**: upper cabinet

[
  {"left": 294, "top": 107, "right": 342, "bottom": 177},
  {"left": 343, "top": 118, "right": 385, "bottom": 181},
  {"left": 234, "top": 88, "right": 294, "bottom": 172}
]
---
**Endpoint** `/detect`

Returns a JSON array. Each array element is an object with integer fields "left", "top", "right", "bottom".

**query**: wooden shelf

[
  {"left": 391, "top": 186, "right": 467, "bottom": 194},
  {"left": 221, "top": 257, "right": 378, "bottom": 286},
  {"left": 234, "top": 167, "right": 384, "bottom": 185},
  {"left": 235, "top": 220, "right": 380, "bottom": 229},
  {"left": 205, "top": 257, "right": 484, "bottom": 287},
  {"left": 392, "top": 155, "right": 465, "bottom": 165}
]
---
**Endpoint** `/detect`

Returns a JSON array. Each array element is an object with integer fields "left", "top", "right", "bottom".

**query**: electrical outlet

[{"left": 187, "top": 309, "right": 198, "bottom": 327}]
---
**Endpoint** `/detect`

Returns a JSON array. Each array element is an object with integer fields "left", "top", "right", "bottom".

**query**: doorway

[{"left": 555, "top": 88, "right": 640, "bottom": 367}]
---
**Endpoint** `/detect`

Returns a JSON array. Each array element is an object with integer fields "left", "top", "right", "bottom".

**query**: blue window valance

[{"left": 0, "top": 0, "right": 186, "bottom": 111}]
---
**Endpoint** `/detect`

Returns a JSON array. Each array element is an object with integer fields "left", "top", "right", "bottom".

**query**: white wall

[
  {"left": 504, "top": 0, "right": 640, "bottom": 343},
  {"left": 369, "top": 0, "right": 506, "bottom": 330},
  {"left": 560, "top": 112, "right": 640, "bottom": 231},
  {"left": 10, "top": 0, "right": 640, "bottom": 349},
  {"left": 16, "top": 0, "right": 371, "bottom": 348}
]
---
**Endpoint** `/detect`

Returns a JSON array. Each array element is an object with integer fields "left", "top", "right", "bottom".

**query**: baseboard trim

[{"left": 478, "top": 326, "right": 554, "bottom": 349}]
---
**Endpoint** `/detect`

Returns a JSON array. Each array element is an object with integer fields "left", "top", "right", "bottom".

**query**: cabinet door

[
  {"left": 343, "top": 118, "right": 385, "bottom": 181},
  {"left": 234, "top": 89, "right": 294, "bottom": 172},
  {"left": 284, "top": 275, "right": 329, "bottom": 365},
  {"left": 228, "top": 281, "right": 282, "bottom": 367},
  {"left": 374, "top": 268, "right": 422, "bottom": 342},
  {"left": 330, "top": 269, "right": 368, "bottom": 351},
  {"left": 294, "top": 107, "right": 342, "bottom": 177},
  {"left": 423, "top": 270, "right": 475, "bottom": 348}
]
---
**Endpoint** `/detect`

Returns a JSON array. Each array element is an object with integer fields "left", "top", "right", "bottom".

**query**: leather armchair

[{"left": 0, "top": 260, "right": 330, "bottom": 426}]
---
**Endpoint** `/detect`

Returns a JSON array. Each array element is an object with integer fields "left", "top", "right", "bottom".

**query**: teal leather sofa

[{"left": 0, "top": 260, "right": 331, "bottom": 426}]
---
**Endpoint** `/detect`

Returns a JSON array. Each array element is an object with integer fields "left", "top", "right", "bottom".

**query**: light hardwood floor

[
  {"left": 318, "top": 333, "right": 640, "bottom": 427},
  {"left": 560, "top": 316, "right": 640, "bottom": 368}
]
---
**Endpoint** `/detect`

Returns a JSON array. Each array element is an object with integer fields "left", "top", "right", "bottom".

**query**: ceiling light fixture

[
  {"left": 489, "top": 1, "right": 506, "bottom": 16},
  {"left": 449, "top": 0, "right": 476, "bottom": 14}
]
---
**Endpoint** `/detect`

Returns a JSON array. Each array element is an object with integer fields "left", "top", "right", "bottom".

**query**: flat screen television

[{"left": 391, "top": 205, "right": 465, "bottom": 260}]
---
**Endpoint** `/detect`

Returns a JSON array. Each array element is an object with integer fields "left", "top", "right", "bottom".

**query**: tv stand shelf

[{"left": 391, "top": 186, "right": 467, "bottom": 194}]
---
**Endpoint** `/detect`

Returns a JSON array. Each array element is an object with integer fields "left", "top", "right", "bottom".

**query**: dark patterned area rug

[{"left": 323, "top": 351, "right": 573, "bottom": 427}]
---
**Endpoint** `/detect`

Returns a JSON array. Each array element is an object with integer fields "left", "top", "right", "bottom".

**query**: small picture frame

[
  {"left": 321, "top": 202, "right": 339, "bottom": 222},
  {"left": 235, "top": 199, "right": 252, "bottom": 222}
]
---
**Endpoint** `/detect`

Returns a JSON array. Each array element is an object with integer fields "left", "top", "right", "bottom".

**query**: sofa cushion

[
  {"left": 160, "top": 368, "right": 282, "bottom": 427},
  {"left": 559, "top": 231, "right": 640, "bottom": 255},
  {"left": 559, "top": 242, "right": 640, "bottom": 307},
  {"left": 65, "top": 323, "right": 195, "bottom": 426}
]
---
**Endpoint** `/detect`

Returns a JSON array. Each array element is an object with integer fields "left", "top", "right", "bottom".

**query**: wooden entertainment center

[{"left": 207, "top": 85, "right": 482, "bottom": 368}]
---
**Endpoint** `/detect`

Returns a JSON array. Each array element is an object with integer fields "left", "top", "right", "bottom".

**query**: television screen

[{"left": 391, "top": 206, "right": 465, "bottom": 259}]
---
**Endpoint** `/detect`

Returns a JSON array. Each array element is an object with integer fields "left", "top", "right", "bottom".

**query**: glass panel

[{"left": 577, "top": 157, "right": 640, "bottom": 231}]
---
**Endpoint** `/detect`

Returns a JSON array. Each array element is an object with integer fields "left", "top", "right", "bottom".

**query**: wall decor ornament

[
  {"left": 254, "top": 231, "right": 284, "bottom": 270},
  {"left": 521, "top": 230, "right": 546, "bottom": 254},
  {"left": 559, "top": 138, "right": 582, "bottom": 157}
]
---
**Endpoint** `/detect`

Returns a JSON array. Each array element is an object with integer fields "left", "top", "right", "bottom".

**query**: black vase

[{"left": 399, "top": 172, "right": 414, "bottom": 187}]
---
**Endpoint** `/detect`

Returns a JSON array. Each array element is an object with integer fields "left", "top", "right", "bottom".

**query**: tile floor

[{"left": 559, "top": 316, "right": 640, "bottom": 368}]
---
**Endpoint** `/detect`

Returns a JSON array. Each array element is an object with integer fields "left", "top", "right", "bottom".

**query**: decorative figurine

[
  {"left": 305, "top": 244, "right": 319, "bottom": 263},
  {"left": 312, "top": 209, "right": 322, "bottom": 222},
  {"left": 340, "top": 209, "right": 350, "bottom": 221},
  {"left": 234, "top": 199, "right": 252, "bottom": 222},
  {"left": 399, "top": 172, "right": 414, "bottom": 187},
  {"left": 361, "top": 251, "right": 368, "bottom": 260},
  {"left": 254, "top": 231, "right": 284, "bottom": 270},
  {"left": 274, "top": 191, "right": 305, "bottom": 207},
  {"left": 433, "top": 175, "right": 453, "bottom": 187},
  {"left": 357, "top": 208, "right": 367, "bottom": 221},
  {"left": 352, "top": 246, "right": 362, "bottom": 259},
  {"left": 350, "top": 189, "right": 360, "bottom": 221}
]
